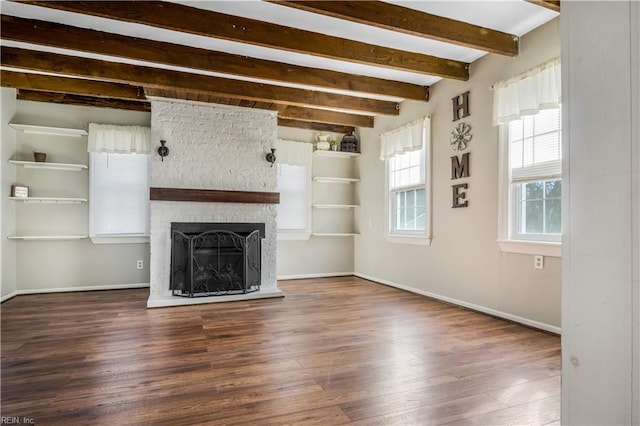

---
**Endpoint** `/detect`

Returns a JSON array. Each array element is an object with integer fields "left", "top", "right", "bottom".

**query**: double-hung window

[
  {"left": 381, "top": 116, "right": 431, "bottom": 245},
  {"left": 508, "top": 108, "right": 562, "bottom": 242},
  {"left": 494, "top": 57, "right": 561, "bottom": 255},
  {"left": 88, "top": 124, "right": 150, "bottom": 244},
  {"left": 276, "top": 140, "right": 312, "bottom": 240}
]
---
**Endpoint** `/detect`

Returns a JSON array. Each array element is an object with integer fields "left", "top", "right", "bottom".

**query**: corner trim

[
  {"left": 277, "top": 272, "right": 354, "bottom": 280},
  {"left": 354, "top": 272, "right": 561, "bottom": 335}
]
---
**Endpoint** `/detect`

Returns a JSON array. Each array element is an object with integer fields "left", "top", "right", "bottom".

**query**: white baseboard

[
  {"left": 11, "top": 282, "right": 150, "bottom": 296},
  {"left": 1, "top": 290, "right": 18, "bottom": 303},
  {"left": 277, "top": 272, "right": 355, "bottom": 280},
  {"left": 354, "top": 272, "right": 561, "bottom": 335}
]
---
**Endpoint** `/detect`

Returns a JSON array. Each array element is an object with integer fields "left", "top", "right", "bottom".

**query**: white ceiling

[{"left": 0, "top": 0, "right": 558, "bottom": 100}]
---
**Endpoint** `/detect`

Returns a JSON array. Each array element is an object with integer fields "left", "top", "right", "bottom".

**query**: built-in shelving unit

[
  {"left": 313, "top": 176, "right": 360, "bottom": 184},
  {"left": 313, "top": 204, "right": 359, "bottom": 209},
  {"left": 8, "top": 122, "right": 89, "bottom": 241},
  {"left": 9, "top": 197, "right": 87, "bottom": 204},
  {"left": 312, "top": 149, "right": 360, "bottom": 237},
  {"left": 9, "top": 123, "right": 88, "bottom": 137},
  {"left": 8, "top": 160, "right": 88, "bottom": 171},
  {"left": 311, "top": 232, "right": 359, "bottom": 237}
]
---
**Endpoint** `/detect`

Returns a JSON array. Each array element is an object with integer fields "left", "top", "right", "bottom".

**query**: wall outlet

[
  {"left": 534, "top": 255, "right": 544, "bottom": 270},
  {"left": 367, "top": 219, "right": 373, "bottom": 229},
  {"left": 136, "top": 260, "right": 144, "bottom": 270}
]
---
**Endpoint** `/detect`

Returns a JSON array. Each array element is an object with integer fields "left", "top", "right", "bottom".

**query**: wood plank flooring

[{"left": 1, "top": 277, "right": 560, "bottom": 425}]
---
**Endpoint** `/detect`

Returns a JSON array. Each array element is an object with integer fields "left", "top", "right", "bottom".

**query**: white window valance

[
  {"left": 492, "top": 57, "right": 561, "bottom": 126},
  {"left": 380, "top": 116, "right": 429, "bottom": 161},
  {"left": 88, "top": 123, "right": 151, "bottom": 154},
  {"left": 276, "top": 139, "right": 312, "bottom": 167}
]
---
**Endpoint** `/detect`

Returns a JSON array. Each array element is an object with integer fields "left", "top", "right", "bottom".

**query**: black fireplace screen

[{"left": 170, "top": 222, "right": 264, "bottom": 297}]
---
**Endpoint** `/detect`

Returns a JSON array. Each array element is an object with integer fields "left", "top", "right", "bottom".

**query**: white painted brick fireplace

[{"left": 147, "top": 98, "right": 281, "bottom": 308}]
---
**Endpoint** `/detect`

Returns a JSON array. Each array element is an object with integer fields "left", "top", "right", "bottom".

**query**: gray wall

[
  {"left": 7, "top": 99, "right": 151, "bottom": 291},
  {"left": 1, "top": 88, "right": 17, "bottom": 299},
  {"left": 354, "top": 19, "right": 562, "bottom": 330},
  {"left": 561, "top": 2, "right": 639, "bottom": 423}
]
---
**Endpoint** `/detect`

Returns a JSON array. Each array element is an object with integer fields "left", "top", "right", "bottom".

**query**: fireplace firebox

[{"left": 170, "top": 222, "right": 264, "bottom": 297}]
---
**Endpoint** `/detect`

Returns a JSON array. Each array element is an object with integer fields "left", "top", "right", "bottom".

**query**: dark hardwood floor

[{"left": 1, "top": 277, "right": 560, "bottom": 425}]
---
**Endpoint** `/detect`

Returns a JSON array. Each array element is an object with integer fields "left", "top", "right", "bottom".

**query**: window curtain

[
  {"left": 380, "top": 116, "right": 429, "bottom": 161},
  {"left": 276, "top": 139, "right": 312, "bottom": 167},
  {"left": 492, "top": 57, "right": 561, "bottom": 126},
  {"left": 88, "top": 124, "right": 151, "bottom": 154}
]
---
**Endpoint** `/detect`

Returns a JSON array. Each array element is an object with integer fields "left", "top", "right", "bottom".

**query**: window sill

[
  {"left": 277, "top": 232, "right": 311, "bottom": 241},
  {"left": 497, "top": 239, "right": 561, "bottom": 257},
  {"left": 386, "top": 234, "right": 432, "bottom": 246},
  {"left": 91, "top": 236, "right": 150, "bottom": 245}
]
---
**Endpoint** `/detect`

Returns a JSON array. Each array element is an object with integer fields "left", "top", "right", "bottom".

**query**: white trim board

[
  {"left": 3, "top": 283, "right": 149, "bottom": 300},
  {"left": 354, "top": 272, "right": 561, "bottom": 335},
  {"left": 277, "top": 272, "right": 355, "bottom": 280}
]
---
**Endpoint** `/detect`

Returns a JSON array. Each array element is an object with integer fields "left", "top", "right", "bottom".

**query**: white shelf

[
  {"left": 312, "top": 233, "right": 359, "bottom": 237},
  {"left": 9, "top": 197, "right": 87, "bottom": 204},
  {"left": 313, "top": 204, "right": 359, "bottom": 209},
  {"left": 7, "top": 235, "right": 88, "bottom": 241},
  {"left": 8, "top": 160, "right": 88, "bottom": 171},
  {"left": 313, "top": 150, "right": 360, "bottom": 158},
  {"left": 9, "top": 123, "right": 88, "bottom": 137},
  {"left": 313, "top": 176, "right": 360, "bottom": 184}
]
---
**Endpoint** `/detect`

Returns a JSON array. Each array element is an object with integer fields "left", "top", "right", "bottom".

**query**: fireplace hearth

[{"left": 170, "top": 222, "right": 264, "bottom": 297}]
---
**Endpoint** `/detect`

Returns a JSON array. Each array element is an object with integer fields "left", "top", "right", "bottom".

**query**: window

[
  {"left": 508, "top": 108, "right": 562, "bottom": 243},
  {"left": 90, "top": 152, "right": 149, "bottom": 243},
  {"left": 381, "top": 116, "right": 431, "bottom": 245},
  {"left": 389, "top": 148, "right": 426, "bottom": 234},
  {"left": 276, "top": 163, "right": 311, "bottom": 239},
  {"left": 275, "top": 140, "right": 312, "bottom": 240}
]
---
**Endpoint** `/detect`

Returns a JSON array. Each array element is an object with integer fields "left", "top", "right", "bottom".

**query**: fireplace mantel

[{"left": 150, "top": 187, "right": 279, "bottom": 204}]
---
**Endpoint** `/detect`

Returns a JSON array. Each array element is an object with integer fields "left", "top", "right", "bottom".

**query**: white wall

[
  {"left": 7, "top": 99, "right": 151, "bottom": 291},
  {"left": 354, "top": 19, "right": 562, "bottom": 330},
  {"left": 561, "top": 2, "right": 639, "bottom": 424},
  {"left": 1, "top": 88, "right": 17, "bottom": 300},
  {"left": 276, "top": 126, "right": 354, "bottom": 278},
  {"left": 149, "top": 99, "right": 279, "bottom": 305}
]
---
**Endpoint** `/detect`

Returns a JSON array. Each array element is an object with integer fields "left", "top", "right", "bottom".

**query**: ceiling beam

[
  {"left": 1, "top": 70, "right": 146, "bottom": 101},
  {"left": 143, "top": 87, "right": 374, "bottom": 128},
  {"left": 277, "top": 119, "right": 355, "bottom": 134},
  {"left": 0, "top": 15, "right": 428, "bottom": 102},
  {"left": 526, "top": 0, "right": 561, "bottom": 12},
  {"left": 270, "top": 1, "right": 519, "bottom": 57},
  {"left": 20, "top": 1, "right": 469, "bottom": 80},
  {"left": 1, "top": 47, "right": 398, "bottom": 115},
  {"left": 16, "top": 89, "right": 151, "bottom": 111}
]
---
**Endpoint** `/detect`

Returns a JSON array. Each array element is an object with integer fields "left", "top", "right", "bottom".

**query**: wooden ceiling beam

[
  {"left": 526, "top": 0, "right": 561, "bottom": 13},
  {"left": 277, "top": 119, "right": 355, "bottom": 134},
  {"left": 20, "top": 1, "right": 469, "bottom": 80},
  {"left": 143, "top": 87, "right": 373, "bottom": 128},
  {"left": 1, "top": 70, "right": 146, "bottom": 101},
  {"left": 16, "top": 90, "right": 151, "bottom": 112},
  {"left": 0, "top": 15, "right": 428, "bottom": 102},
  {"left": 1, "top": 47, "right": 398, "bottom": 115},
  {"left": 271, "top": 1, "right": 519, "bottom": 57}
]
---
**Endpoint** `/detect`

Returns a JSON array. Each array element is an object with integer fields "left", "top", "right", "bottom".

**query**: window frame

[
  {"left": 385, "top": 143, "right": 431, "bottom": 246},
  {"left": 497, "top": 109, "right": 562, "bottom": 257},
  {"left": 276, "top": 162, "right": 312, "bottom": 241},
  {"left": 89, "top": 152, "right": 150, "bottom": 244}
]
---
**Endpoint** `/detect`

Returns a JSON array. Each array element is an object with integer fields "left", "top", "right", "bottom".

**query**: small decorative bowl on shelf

[{"left": 33, "top": 152, "right": 47, "bottom": 162}]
